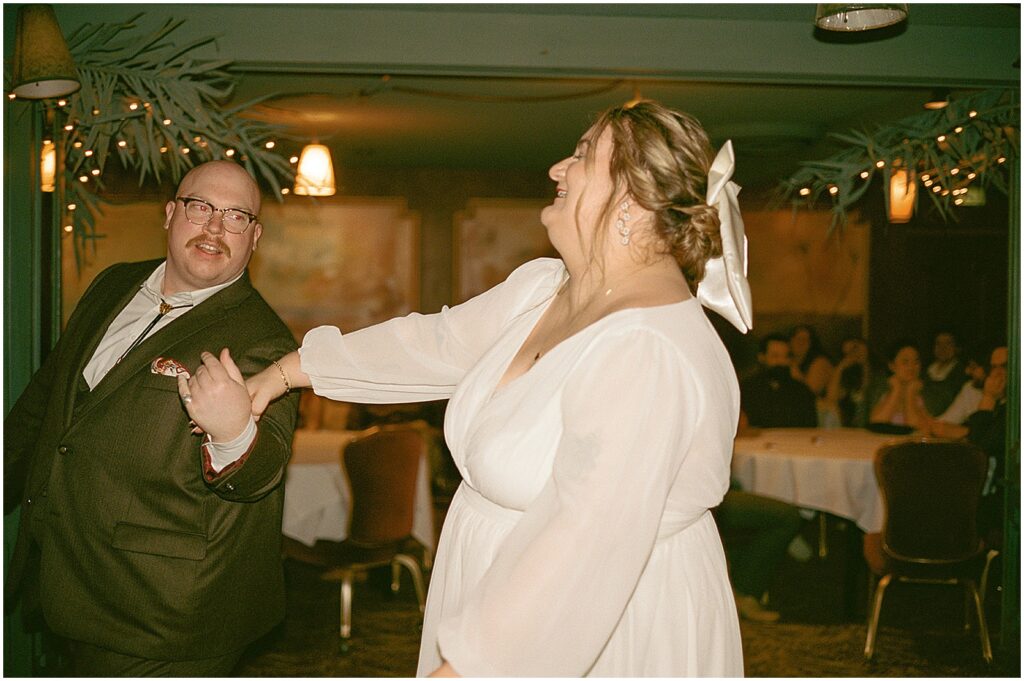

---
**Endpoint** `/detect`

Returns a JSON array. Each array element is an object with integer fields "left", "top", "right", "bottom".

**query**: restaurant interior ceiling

[{"left": 44, "top": 3, "right": 1021, "bottom": 190}]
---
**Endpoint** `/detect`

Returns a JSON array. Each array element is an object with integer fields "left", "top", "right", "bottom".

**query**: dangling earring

[{"left": 616, "top": 199, "right": 632, "bottom": 245}]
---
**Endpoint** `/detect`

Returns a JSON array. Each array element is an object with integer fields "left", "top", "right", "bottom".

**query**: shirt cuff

[{"left": 203, "top": 417, "right": 257, "bottom": 473}]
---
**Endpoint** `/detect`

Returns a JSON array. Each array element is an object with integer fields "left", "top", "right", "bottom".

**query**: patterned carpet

[{"left": 236, "top": 520, "right": 1018, "bottom": 677}]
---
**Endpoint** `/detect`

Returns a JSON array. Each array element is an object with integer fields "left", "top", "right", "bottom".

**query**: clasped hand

[{"left": 177, "top": 348, "right": 252, "bottom": 442}]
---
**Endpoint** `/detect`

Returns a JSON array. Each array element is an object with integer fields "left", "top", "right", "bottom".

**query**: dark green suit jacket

[{"left": 4, "top": 259, "right": 300, "bottom": 660}]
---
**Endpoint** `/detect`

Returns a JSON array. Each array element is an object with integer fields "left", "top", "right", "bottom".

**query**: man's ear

[
  {"left": 251, "top": 223, "right": 263, "bottom": 251},
  {"left": 163, "top": 200, "right": 176, "bottom": 229}
]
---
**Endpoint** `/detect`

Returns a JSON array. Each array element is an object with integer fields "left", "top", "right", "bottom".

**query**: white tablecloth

[
  {"left": 732, "top": 428, "right": 910, "bottom": 534},
  {"left": 282, "top": 429, "right": 436, "bottom": 551}
]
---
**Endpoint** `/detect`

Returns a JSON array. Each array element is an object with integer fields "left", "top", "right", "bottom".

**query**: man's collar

[{"left": 140, "top": 261, "right": 246, "bottom": 307}]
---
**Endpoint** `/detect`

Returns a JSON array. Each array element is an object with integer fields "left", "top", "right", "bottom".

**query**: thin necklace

[{"left": 532, "top": 287, "right": 613, "bottom": 364}]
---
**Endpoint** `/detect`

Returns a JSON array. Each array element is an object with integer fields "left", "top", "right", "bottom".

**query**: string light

[
  {"left": 997, "top": 156, "right": 1006, "bottom": 164},
  {"left": 57, "top": 99, "right": 67, "bottom": 107},
  {"left": 937, "top": 134, "right": 947, "bottom": 143},
  {"left": 67, "top": 203, "right": 76, "bottom": 210},
  {"left": 968, "top": 110, "right": 978, "bottom": 118},
  {"left": 932, "top": 185, "right": 942, "bottom": 193},
  {"left": 264, "top": 141, "right": 275, "bottom": 149},
  {"left": 950, "top": 167, "right": 960, "bottom": 175},
  {"left": 79, "top": 175, "right": 89, "bottom": 183},
  {"left": 63, "top": 123, "right": 74, "bottom": 131},
  {"left": 281, "top": 187, "right": 290, "bottom": 195},
  {"left": 91, "top": 108, "right": 100, "bottom": 115},
  {"left": 129, "top": 102, "right": 139, "bottom": 111},
  {"left": 73, "top": 141, "right": 83, "bottom": 148},
  {"left": 63, "top": 224, "right": 74, "bottom": 232},
  {"left": 117, "top": 140, "right": 127, "bottom": 148},
  {"left": 225, "top": 149, "right": 235, "bottom": 157},
  {"left": 799, "top": 187, "right": 811, "bottom": 196},
  {"left": 875, "top": 160, "right": 885, "bottom": 168},
  {"left": 923, "top": 179, "right": 934, "bottom": 187},
  {"left": 920, "top": 174, "right": 931, "bottom": 181},
  {"left": 7, "top": 93, "right": 15, "bottom": 100},
  {"left": 954, "top": 126, "right": 963, "bottom": 134},
  {"left": 967, "top": 172, "right": 976, "bottom": 179},
  {"left": 162, "top": 118, "right": 172, "bottom": 126},
  {"left": 90, "top": 168, "right": 100, "bottom": 176},
  {"left": 859, "top": 171, "right": 870, "bottom": 179},
  {"left": 159, "top": 146, "right": 168, "bottom": 153},
  {"left": 181, "top": 147, "right": 190, "bottom": 154},
  {"left": 84, "top": 149, "right": 93, "bottom": 157},
  {"left": 828, "top": 185, "right": 839, "bottom": 195},
  {"left": 954, "top": 198, "right": 964, "bottom": 206},
  {"left": 289, "top": 156, "right": 299, "bottom": 164}
]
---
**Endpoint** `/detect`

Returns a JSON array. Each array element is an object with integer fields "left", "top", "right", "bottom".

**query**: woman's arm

[{"left": 869, "top": 376, "right": 903, "bottom": 424}]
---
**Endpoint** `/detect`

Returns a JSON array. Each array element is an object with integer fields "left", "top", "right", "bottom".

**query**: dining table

[
  {"left": 731, "top": 427, "right": 914, "bottom": 534},
  {"left": 281, "top": 428, "right": 436, "bottom": 554}
]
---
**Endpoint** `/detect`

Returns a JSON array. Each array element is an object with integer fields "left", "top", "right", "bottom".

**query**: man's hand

[{"left": 178, "top": 348, "right": 252, "bottom": 442}]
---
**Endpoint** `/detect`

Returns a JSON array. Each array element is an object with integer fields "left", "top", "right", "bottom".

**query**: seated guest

[
  {"left": 741, "top": 333, "right": 817, "bottom": 427},
  {"left": 822, "top": 335, "right": 876, "bottom": 428},
  {"left": 788, "top": 324, "right": 834, "bottom": 399},
  {"left": 935, "top": 345, "right": 998, "bottom": 425},
  {"left": 921, "top": 329, "right": 965, "bottom": 415},
  {"left": 928, "top": 345, "right": 1008, "bottom": 440},
  {"left": 714, "top": 488, "right": 802, "bottom": 623},
  {"left": 867, "top": 339, "right": 932, "bottom": 430},
  {"left": 722, "top": 334, "right": 814, "bottom": 622}
]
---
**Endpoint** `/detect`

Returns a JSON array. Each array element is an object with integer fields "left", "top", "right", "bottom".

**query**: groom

[{"left": 4, "top": 161, "right": 300, "bottom": 675}]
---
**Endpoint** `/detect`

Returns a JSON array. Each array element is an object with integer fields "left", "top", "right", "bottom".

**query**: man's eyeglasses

[{"left": 176, "top": 197, "right": 257, "bottom": 234}]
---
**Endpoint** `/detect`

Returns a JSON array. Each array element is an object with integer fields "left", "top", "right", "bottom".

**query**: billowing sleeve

[
  {"left": 300, "top": 258, "right": 564, "bottom": 404},
  {"left": 436, "top": 329, "right": 701, "bottom": 676}
]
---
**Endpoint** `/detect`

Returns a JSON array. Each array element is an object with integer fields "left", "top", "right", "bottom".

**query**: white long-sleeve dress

[{"left": 300, "top": 258, "right": 744, "bottom": 677}]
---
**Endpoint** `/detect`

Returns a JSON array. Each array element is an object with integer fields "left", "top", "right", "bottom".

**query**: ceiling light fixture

[
  {"left": 11, "top": 5, "right": 81, "bottom": 99},
  {"left": 294, "top": 143, "right": 336, "bottom": 197},
  {"left": 815, "top": 4, "right": 908, "bottom": 32}
]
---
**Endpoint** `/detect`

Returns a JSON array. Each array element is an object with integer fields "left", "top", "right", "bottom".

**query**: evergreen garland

[
  {"left": 779, "top": 88, "right": 1019, "bottom": 231},
  {"left": 48, "top": 15, "right": 293, "bottom": 268}
]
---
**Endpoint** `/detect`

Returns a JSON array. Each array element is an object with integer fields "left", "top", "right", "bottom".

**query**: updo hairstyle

[{"left": 589, "top": 100, "right": 723, "bottom": 290}]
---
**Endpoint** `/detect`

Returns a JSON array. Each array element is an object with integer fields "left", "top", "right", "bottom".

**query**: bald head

[
  {"left": 162, "top": 160, "right": 264, "bottom": 295},
  {"left": 177, "top": 161, "right": 261, "bottom": 215}
]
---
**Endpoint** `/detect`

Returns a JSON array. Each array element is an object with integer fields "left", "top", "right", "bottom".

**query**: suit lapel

[
  {"left": 72, "top": 273, "right": 254, "bottom": 423},
  {"left": 61, "top": 264, "right": 155, "bottom": 428}
]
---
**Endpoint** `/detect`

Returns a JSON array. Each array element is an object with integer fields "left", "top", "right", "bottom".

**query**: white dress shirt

[
  {"left": 937, "top": 380, "right": 984, "bottom": 424},
  {"left": 83, "top": 262, "right": 255, "bottom": 472}
]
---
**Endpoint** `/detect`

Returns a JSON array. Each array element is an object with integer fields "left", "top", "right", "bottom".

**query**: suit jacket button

[
  {"left": 224, "top": 482, "right": 235, "bottom": 492},
  {"left": 25, "top": 498, "right": 32, "bottom": 505},
  {"left": 58, "top": 445, "right": 69, "bottom": 455}
]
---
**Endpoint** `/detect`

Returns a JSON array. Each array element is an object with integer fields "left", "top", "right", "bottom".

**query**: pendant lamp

[
  {"left": 294, "top": 143, "right": 336, "bottom": 196},
  {"left": 11, "top": 5, "right": 81, "bottom": 100}
]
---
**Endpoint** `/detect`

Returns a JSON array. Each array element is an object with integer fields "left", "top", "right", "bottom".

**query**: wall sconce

[
  {"left": 40, "top": 139, "right": 56, "bottom": 192},
  {"left": 815, "top": 4, "right": 908, "bottom": 31},
  {"left": 11, "top": 5, "right": 81, "bottom": 100},
  {"left": 294, "top": 143, "right": 336, "bottom": 196},
  {"left": 888, "top": 168, "right": 916, "bottom": 223},
  {"left": 924, "top": 88, "right": 951, "bottom": 110}
]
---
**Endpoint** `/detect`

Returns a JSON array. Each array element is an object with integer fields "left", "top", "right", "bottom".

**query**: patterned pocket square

[{"left": 150, "top": 356, "right": 191, "bottom": 379}]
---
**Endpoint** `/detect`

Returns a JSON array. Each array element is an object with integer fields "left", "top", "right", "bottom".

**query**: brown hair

[{"left": 584, "top": 100, "right": 722, "bottom": 291}]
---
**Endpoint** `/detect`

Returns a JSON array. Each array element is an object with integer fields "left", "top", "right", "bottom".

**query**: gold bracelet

[{"left": 271, "top": 359, "right": 291, "bottom": 393}]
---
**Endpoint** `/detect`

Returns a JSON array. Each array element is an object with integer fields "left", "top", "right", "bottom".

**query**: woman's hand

[
  {"left": 177, "top": 349, "right": 251, "bottom": 442},
  {"left": 247, "top": 364, "right": 289, "bottom": 420},
  {"left": 427, "top": 661, "right": 460, "bottom": 677}
]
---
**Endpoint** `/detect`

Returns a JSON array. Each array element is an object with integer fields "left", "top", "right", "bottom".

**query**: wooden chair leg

[
  {"left": 966, "top": 580, "right": 993, "bottom": 664},
  {"left": 864, "top": 574, "right": 892, "bottom": 660}
]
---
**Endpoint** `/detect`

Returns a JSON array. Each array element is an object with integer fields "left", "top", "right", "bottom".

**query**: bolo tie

[{"left": 115, "top": 300, "right": 193, "bottom": 365}]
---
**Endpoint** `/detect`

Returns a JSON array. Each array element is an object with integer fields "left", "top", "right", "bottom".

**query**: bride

[{"left": 244, "top": 99, "right": 752, "bottom": 676}]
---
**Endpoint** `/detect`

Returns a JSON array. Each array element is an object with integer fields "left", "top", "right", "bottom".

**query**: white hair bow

[{"left": 696, "top": 140, "right": 753, "bottom": 333}]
